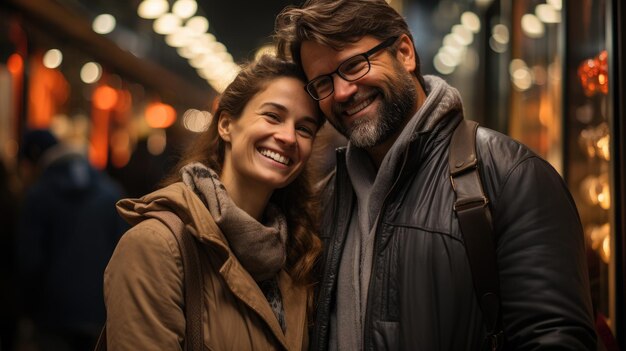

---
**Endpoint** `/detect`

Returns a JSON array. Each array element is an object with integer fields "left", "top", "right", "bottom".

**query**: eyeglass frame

[{"left": 304, "top": 36, "right": 400, "bottom": 101}]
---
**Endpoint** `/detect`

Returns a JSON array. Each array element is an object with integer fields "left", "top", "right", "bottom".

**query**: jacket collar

[{"left": 116, "top": 183, "right": 307, "bottom": 349}]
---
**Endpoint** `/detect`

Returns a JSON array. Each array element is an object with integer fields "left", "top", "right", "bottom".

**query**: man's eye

[
  {"left": 313, "top": 78, "right": 332, "bottom": 90},
  {"left": 341, "top": 58, "right": 367, "bottom": 74}
]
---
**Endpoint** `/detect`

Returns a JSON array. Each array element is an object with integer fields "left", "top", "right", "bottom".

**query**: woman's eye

[
  {"left": 296, "top": 126, "right": 315, "bottom": 138},
  {"left": 263, "top": 112, "right": 280, "bottom": 121}
]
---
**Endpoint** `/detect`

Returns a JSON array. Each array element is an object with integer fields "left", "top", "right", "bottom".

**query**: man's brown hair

[{"left": 274, "top": 0, "right": 424, "bottom": 86}]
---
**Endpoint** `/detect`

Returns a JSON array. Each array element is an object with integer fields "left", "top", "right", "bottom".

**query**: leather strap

[
  {"left": 449, "top": 119, "right": 504, "bottom": 350},
  {"left": 169, "top": 215, "right": 204, "bottom": 351},
  {"left": 94, "top": 213, "right": 204, "bottom": 351}
]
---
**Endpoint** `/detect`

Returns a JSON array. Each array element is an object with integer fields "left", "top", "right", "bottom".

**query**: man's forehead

[{"left": 300, "top": 36, "right": 379, "bottom": 70}]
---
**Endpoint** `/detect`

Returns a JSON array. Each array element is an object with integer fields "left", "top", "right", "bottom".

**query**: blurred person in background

[
  {"left": 104, "top": 55, "right": 325, "bottom": 350},
  {"left": 15, "top": 129, "right": 126, "bottom": 351}
]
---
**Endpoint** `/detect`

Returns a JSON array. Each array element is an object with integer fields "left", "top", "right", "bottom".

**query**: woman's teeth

[{"left": 259, "top": 148, "right": 290, "bottom": 165}]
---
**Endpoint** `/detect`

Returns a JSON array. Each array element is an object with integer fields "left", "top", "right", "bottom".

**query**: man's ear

[
  {"left": 217, "top": 113, "right": 232, "bottom": 142},
  {"left": 396, "top": 34, "right": 416, "bottom": 73}
]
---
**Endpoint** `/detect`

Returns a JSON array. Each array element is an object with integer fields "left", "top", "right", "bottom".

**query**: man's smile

[{"left": 344, "top": 94, "right": 378, "bottom": 116}]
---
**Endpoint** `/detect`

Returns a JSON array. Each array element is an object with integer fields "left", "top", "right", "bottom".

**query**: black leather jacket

[{"left": 311, "top": 114, "right": 597, "bottom": 350}]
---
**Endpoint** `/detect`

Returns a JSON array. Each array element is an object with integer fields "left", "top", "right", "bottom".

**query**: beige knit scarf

[
  {"left": 180, "top": 162, "right": 288, "bottom": 282},
  {"left": 181, "top": 163, "right": 288, "bottom": 331}
]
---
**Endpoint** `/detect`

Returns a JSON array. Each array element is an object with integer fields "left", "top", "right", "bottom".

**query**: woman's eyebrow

[
  {"left": 260, "top": 102, "right": 318, "bottom": 125},
  {"left": 259, "top": 102, "right": 287, "bottom": 111}
]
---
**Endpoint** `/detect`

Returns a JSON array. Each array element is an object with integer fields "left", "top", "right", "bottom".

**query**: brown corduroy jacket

[{"left": 104, "top": 182, "right": 308, "bottom": 350}]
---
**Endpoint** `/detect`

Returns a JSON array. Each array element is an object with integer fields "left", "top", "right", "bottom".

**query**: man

[
  {"left": 274, "top": 0, "right": 597, "bottom": 349},
  {"left": 16, "top": 129, "right": 126, "bottom": 351}
]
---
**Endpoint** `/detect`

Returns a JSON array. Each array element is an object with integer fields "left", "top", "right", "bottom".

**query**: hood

[
  {"left": 116, "top": 182, "right": 229, "bottom": 255},
  {"left": 40, "top": 146, "right": 95, "bottom": 194},
  {"left": 409, "top": 75, "right": 464, "bottom": 138}
]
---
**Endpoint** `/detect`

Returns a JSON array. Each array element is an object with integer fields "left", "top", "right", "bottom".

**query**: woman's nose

[{"left": 274, "top": 124, "right": 297, "bottom": 147}]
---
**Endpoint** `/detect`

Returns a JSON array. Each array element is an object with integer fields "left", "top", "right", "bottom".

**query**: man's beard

[{"left": 330, "top": 64, "right": 417, "bottom": 148}]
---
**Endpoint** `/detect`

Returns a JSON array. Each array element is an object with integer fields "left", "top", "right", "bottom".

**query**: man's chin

[
  {"left": 347, "top": 124, "right": 382, "bottom": 148},
  {"left": 330, "top": 113, "right": 383, "bottom": 147}
]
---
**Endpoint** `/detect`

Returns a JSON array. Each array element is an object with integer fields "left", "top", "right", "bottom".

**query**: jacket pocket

[{"left": 373, "top": 320, "right": 399, "bottom": 350}]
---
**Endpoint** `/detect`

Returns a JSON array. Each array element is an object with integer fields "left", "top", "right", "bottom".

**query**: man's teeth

[
  {"left": 345, "top": 96, "right": 375, "bottom": 115},
  {"left": 259, "top": 149, "right": 290, "bottom": 165}
]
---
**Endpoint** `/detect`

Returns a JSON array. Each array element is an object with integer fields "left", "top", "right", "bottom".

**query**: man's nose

[{"left": 332, "top": 75, "right": 358, "bottom": 102}]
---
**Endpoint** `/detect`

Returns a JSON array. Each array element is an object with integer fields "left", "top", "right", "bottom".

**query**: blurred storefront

[
  {"left": 0, "top": 1, "right": 230, "bottom": 348},
  {"left": 411, "top": 0, "right": 624, "bottom": 347},
  {"left": 0, "top": 0, "right": 219, "bottom": 198}
]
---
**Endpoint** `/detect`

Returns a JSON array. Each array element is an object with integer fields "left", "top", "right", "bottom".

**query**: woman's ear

[
  {"left": 396, "top": 34, "right": 416, "bottom": 73},
  {"left": 217, "top": 113, "right": 232, "bottom": 142}
]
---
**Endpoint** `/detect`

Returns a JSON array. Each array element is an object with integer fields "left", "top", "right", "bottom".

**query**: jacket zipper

[
  {"left": 362, "top": 145, "right": 413, "bottom": 349},
  {"left": 315, "top": 149, "right": 354, "bottom": 350}
]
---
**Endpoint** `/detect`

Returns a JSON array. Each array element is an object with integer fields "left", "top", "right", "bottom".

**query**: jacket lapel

[
  {"left": 219, "top": 257, "right": 293, "bottom": 350},
  {"left": 278, "top": 270, "right": 307, "bottom": 350}
]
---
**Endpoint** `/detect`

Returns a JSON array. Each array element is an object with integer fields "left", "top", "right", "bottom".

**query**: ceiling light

[
  {"left": 509, "top": 58, "right": 527, "bottom": 76},
  {"left": 93, "top": 14, "right": 116, "bottom": 34},
  {"left": 183, "top": 109, "right": 212, "bottom": 132},
  {"left": 512, "top": 67, "right": 532, "bottom": 90},
  {"left": 80, "top": 62, "right": 102, "bottom": 84},
  {"left": 43, "top": 49, "right": 63, "bottom": 69},
  {"left": 185, "top": 16, "right": 209, "bottom": 35},
  {"left": 165, "top": 27, "right": 195, "bottom": 47},
  {"left": 154, "top": 13, "right": 182, "bottom": 35},
  {"left": 433, "top": 54, "right": 455, "bottom": 75},
  {"left": 536, "top": 4, "right": 561, "bottom": 23},
  {"left": 489, "top": 37, "right": 507, "bottom": 53},
  {"left": 137, "top": 0, "right": 169, "bottom": 19},
  {"left": 452, "top": 25, "right": 473, "bottom": 45},
  {"left": 172, "top": 0, "right": 197, "bottom": 19},
  {"left": 521, "top": 13, "right": 545, "bottom": 38},
  {"left": 547, "top": 0, "right": 562, "bottom": 11},
  {"left": 461, "top": 11, "right": 481, "bottom": 33},
  {"left": 492, "top": 24, "right": 509, "bottom": 44}
]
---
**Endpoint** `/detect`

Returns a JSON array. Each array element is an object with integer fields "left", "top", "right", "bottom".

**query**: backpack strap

[
  {"left": 94, "top": 213, "right": 204, "bottom": 351},
  {"left": 449, "top": 119, "right": 504, "bottom": 350},
  {"left": 165, "top": 212, "right": 205, "bottom": 351}
]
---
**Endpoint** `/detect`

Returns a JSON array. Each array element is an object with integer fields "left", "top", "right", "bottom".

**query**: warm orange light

[
  {"left": 89, "top": 108, "right": 110, "bottom": 170},
  {"left": 7, "top": 54, "right": 23, "bottom": 75},
  {"left": 587, "top": 223, "right": 610, "bottom": 264},
  {"left": 110, "top": 129, "right": 131, "bottom": 168},
  {"left": 27, "top": 53, "right": 69, "bottom": 129},
  {"left": 114, "top": 89, "right": 132, "bottom": 114},
  {"left": 145, "top": 102, "right": 176, "bottom": 128},
  {"left": 7, "top": 53, "right": 24, "bottom": 135},
  {"left": 89, "top": 84, "right": 117, "bottom": 169},
  {"left": 578, "top": 50, "right": 608, "bottom": 97},
  {"left": 93, "top": 85, "right": 118, "bottom": 110}
]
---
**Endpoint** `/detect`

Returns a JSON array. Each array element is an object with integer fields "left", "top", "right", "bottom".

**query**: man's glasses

[{"left": 305, "top": 36, "right": 399, "bottom": 101}]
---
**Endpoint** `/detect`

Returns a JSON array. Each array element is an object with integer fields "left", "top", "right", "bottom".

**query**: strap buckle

[
  {"left": 488, "top": 330, "right": 505, "bottom": 351},
  {"left": 453, "top": 196, "right": 489, "bottom": 212}
]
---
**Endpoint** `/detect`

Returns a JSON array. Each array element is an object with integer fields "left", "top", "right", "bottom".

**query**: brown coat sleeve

[{"left": 104, "top": 218, "right": 186, "bottom": 350}]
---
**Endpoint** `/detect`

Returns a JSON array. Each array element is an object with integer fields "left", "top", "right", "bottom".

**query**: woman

[{"left": 103, "top": 55, "right": 325, "bottom": 350}]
